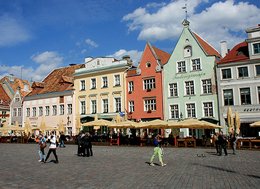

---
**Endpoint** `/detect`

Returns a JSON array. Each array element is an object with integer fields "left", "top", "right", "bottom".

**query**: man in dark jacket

[
  {"left": 87, "top": 132, "right": 93, "bottom": 156},
  {"left": 83, "top": 132, "right": 90, "bottom": 157},
  {"left": 218, "top": 131, "right": 228, "bottom": 156},
  {"left": 229, "top": 130, "right": 237, "bottom": 155},
  {"left": 59, "top": 132, "right": 66, "bottom": 148}
]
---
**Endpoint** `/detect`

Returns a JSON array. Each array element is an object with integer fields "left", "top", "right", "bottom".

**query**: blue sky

[{"left": 0, "top": 0, "right": 260, "bottom": 82}]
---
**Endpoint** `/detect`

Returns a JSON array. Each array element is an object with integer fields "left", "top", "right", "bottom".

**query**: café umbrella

[
  {"left": 58, "top": 118, "right": 64, "bottom": 133},
  {"left": 75, "top": 112, "right": 81, "bottom": 134},
  {"left": 227, "top": 107, "right": 234, "bottom": 134},
  {"left": 234, "top": 111, "right": 240, "bottom": 135},
  {"left": 250, "top": 121, "right": 260, "bottom": 127},
  {"left": 24, "top": 118, "right": 32, "bottom": 134}
]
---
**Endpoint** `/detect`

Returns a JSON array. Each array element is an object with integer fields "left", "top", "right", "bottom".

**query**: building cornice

[
  {"left": 217, "top": 58, "right": 260, "bottom": 68},
  {"left": 23, "top": 90, "right": 74, "bottom": 101}
]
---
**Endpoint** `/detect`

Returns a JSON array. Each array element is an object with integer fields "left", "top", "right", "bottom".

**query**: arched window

[{"left": 184, "top": 46, "right": 192, "bottom": 57}]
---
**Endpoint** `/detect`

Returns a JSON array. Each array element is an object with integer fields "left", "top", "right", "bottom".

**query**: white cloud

[
  {"left": 85, "top": 39, "right": 99, "bottom": 48},
  {"left": 81, "top": 49, "right": 87, "bottom": 54},
  {"left": 146, "top": 2, "right": 166, "bottom": 8},
  {"left": 107, "top": 49, "right": 143, "bottom": 67},
  {"left": 0, "top": 14, "right": 31, "bottom": 46},
  {"left": 123, "top": 0, "right": 260, "bottom": 51}
]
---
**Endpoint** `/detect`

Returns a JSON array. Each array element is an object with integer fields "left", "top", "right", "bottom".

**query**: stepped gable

[
  {"left": 192, "top": 31, "right": 221, "bottom": 59},
  {"left": 151, "top": 45, "right": 171, "bottom": 66},
  {"left": 27, "top": 64, "right": 84, "bottom": 96},
  {"left": 217, "top": 41, "right": 250, "bottom": 64}
]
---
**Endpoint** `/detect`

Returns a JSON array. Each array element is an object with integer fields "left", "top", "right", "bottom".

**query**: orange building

[{"left": 126, "top": 42, "right": 170, "bottom": 122}]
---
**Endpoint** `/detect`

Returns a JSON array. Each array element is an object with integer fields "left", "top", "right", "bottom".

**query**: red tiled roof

[
  {"left": 152, "top": 46, "right": 171, "bottom": 66},
  {"left": 217, "top": 41, "right": 249, "bottom": 64},
  {"left": 60, "top": 76, "right": 73, "bottom": 83},
  {"left": 27, "top": 64, "right": 85, "bottom": 96},
  {"left": 0, "top": 77, "right": 32, "bottom": 93},
  {"left": 127, "top": 69, "right": 137, "bottom": 76},
  {"left": 192, "top": 31, "right": 221, "bottom": 59},
  {"left": 32, "top": 81, "right": 45, "bottom": 88},
  {"left": 0, "top": 84, "right": 11, "bottom": 106}
]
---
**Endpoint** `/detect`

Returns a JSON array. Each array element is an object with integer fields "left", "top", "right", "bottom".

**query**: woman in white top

[{"left": 45, "top": 131, "right": 59, "bottom": 163}]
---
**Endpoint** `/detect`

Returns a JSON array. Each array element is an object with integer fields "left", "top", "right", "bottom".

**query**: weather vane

[{"left": 182, "top": 3, "right": 187, "bottom": 20}]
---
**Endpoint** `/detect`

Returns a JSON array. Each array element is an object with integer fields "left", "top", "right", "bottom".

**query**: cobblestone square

[{"left": 0, "top": 143, "right": 259, "bottom": 189}]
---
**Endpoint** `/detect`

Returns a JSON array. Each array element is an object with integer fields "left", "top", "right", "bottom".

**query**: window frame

[
  {"left": 202, "top": 101, "right": 214, "bottom": 118},
  {"left": 67, "top": 104, "right": 72, "bottom": 115},
  {"left": 255, "top": 64, "right": 260, "bottom": 76},
  {"left": 237, "top": 66, "right": 249, "bottom": 78},
  {"left": 184, "top": 80, "right": 195, "bottom": 96},
  {"left": 102, "top": 98, "right": 109, "bottom": 113},
  {"left": 143, "top": 78, "right": 156, "bottom": 90},
  {"left": 114, "top": 97, "right": 122, "bottom": 112},
  {"left": 221, "top": 68, "right": 232, "bottom": 80},
  {"left": 223, "top": 89, "right": 234, "bottom": 106},
  {"left": 191, "top": 58, "right": 201, "bottom": 71},
  {"left": 168, "top": 82, "right": 178, "bottom": 97},
  {"left": 90, "top": 99, "right": 97, "bottom": 114},
  {"left": 80, "top": 101, "right": 86, "bottom": 115},
  {"left": 26, "top": 108, "right": 30, "bottom": 117},
  {"left": 45, "top": 106, "right": 50, "bottom": 116},
  {"left": 253, "top": 42, "right": 260, "bottom": 55},
  {"left": 186, "top": 103, "right": 196, "bottom": 118},
  {"left": 52, "top": 105, "right": 57, "bottom": 116},
  {"left": 240, "top": 87, "right": 251, "bottom": 105},
  {"left": 114, "top": 74, "right": 121, "bottom": 86},
  {"left": 129, "top": 101, "right": 134, "bottom": 112},
  {"left": 177, "top": 61, "right": 186, "bottom": 73},
  {"left": 169, "top": 104, "right": 179, "bottom": 119},
  {"left": 144, "top": 99, "right": 156, "bottom": 112},
  {"left": 80, "top": 80, "right": 86, "bottom": 91},
  {"left": 90, "top": 77, "right": 97, "bottom": 89},
  {"left": 39, "top": 106, "right": 43, "bottom": 117},
  {"left": 32, "top": 107, "right": 36, "bottom": 117},
  {"left": 102, "top": 76, "right": 108, "bottom": 88},
  {"left": 128, "top": 81, "right": 134, "bottom": 92},
  {"left": 201, "top": 78, "right": 212, "bottom": 94}
]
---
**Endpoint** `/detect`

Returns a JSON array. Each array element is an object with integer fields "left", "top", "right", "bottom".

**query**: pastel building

[
  {"left": 164, "top": 20, "right": 221, "bottom": 138},
  {"left": 0, "top": 84, "right": 10, "bottom": 127},
  {"left": 23, "top": 64, "right": 84, "bottom": 135},
  {"left": 73, "top": 57, "right": 132, "bottom": 132}
]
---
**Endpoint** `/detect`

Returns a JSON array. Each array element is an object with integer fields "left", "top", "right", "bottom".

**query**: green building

[{"left": 164, "top": 20, "right": 221, "bottom": 138}]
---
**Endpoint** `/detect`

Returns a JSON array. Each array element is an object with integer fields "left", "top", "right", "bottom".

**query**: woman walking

[
  {"left": 38, "top": 134, "right": 46, "bottom": 162},
  {"left": 150, "top": 133, "right": 166, "bottom": 167},
  {"left": 45, "top": 131, "right": 59, "bottom": 163}
]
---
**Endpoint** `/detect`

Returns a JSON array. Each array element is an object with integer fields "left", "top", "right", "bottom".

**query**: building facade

[
  {"left": 164, "top": 20, "right": 221, "bottom": 138},
  {"left": 126, "top": 42, "right": 170, "bottom": 122},
  {"left": 216, "top": 24, "right": 260, "bottom": 136},
  {"left": 0, "top": 84, "right": 10, "bottom": 128},
  {"left": 23, "top": 64, "right": 84, "bottom": 135},
  {"left": 73, "top": 57, "right": 132, "bottom": 132}
]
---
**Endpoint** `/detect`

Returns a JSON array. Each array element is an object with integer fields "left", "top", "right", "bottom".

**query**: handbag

[{"left": 40, "top": 141, "right": 46, "bottom": 149}]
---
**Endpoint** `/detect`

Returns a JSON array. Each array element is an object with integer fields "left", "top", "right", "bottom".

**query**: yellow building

[{"left": 73, "top": 56, "right": 132, "bottom": 127}]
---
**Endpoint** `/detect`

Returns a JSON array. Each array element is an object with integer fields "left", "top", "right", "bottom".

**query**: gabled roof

[
  {"left": 217, "top": 41, "right": 249, "bottom": 64},
  {"left": 151, "top": 45, "right": 171, "bottom": 66},
  {"left": 0, "top": 76, "right": 32, "bottom": 94},
  {"left": 26, "top": 64, "right": 85, "bottom": 96},
  {"left": 192, "top": 30, "right": 221, "bottom": 59},
  {"left": 0, "top": 84, "right": 11, "bottom": 107}
]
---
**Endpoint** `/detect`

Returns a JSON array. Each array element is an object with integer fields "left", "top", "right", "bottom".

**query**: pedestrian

[
  {"left": 45, "top": 131, "right": 59, "bottom": 163},
  {"left": 87, "top": 132, "right": 93, "bottom": 156},
  {"left": 59, "top": 132, "right": 66, "bottom": 148},
  {"left": 79, "top": 132, "right": 85, "bottom": 156},
  {"left": 83, "top": 132, "right": 90, "bottom": 157},
  {"left": 229, "top": 130, "right": 237, "bottom": 155},
  {"left": 214, "top": 132, "right": 219, "bottom": 155},
  {"left": 38, "top": 134, "right": 46, "bottom": 162},
  {"left": 218, "top": 131, "right": 228, "bottom": 156},
  {"left": 77, "top": 133, "right": 83, "bottom": 156},
  {"left": 150, "top": 133, "right": 166, "bottom": 167}
]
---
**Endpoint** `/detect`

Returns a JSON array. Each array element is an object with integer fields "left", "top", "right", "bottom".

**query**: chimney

[
  {"left": 69, "top": 63, "right": 76, "bottom": 66},
  {"left": 122, "top": 55, "right": 133, "bottom": 66},
  {"left": 8, "top": 74, "right": 14, "bottom": 82},
  {"left": 220, "top": 41, "right": 228, "bottom": 58},
  {"left": 85, "top": 57, "right": 93, "bottom": 63}
]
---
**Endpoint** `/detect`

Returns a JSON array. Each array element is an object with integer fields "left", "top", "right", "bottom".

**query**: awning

[{"left": 81, "top": 114, "right": 113, "bottom": 120}]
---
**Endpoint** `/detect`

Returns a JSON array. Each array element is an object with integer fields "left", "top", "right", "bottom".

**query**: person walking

[
  {"left": 77, "top": 133, "right": 83, "bottom": 156},
  {"left": 229, "top": 130, "right": 237, "bottom": 155},
  {"left": 38, "top": 134, "right": 46, "bottom": 162},
  {"left": 150, "top": 133, "right": 166, "bottom": 167},
  {"left": 214, "top": 132, "right": 219, "bottom": 155},
  {"left": 87, "top": 132, "right": 93, "bottom": 156},
  {"left": 218, "top": 131, "right": 228, "bottom": 156},
  {"left": 45, "top": 131, "right": 59, "bottom": 163},
  {"left": 83, "top": 132, "right": 90, "bottom": 157},
  {"left": 59, "top": 132, "right": 66, "bottom": 148}
]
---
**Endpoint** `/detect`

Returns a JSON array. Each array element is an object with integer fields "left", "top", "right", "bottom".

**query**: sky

[{"left": 0, "top": 0, "right": 260, "bottom": 82}]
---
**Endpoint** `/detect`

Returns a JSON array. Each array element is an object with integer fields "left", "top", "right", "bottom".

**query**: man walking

[
  {"left": 59, "top": 132, "right": 66, "bottom": 148},
  {"left": 229, "top": 130, "right": 237, "bottom": 155},
  {"left": 150, "top": 133, "right": 166, "bottom": 167},
  {"left": 218, "top": 131, "right": 228, "bottom": 156}
]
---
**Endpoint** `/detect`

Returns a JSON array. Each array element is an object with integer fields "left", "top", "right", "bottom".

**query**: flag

[
  {"left": 119, "top": 111, "right": 124, "bottom": 117},
  {"left": 125, "top": 109, "right": 131, "bottom": 119}
]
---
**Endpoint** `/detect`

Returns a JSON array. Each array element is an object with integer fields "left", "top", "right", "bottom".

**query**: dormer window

[
  {"left": 184, "top": 46, "right": 192, "bottom": 57},
  {"left": 253, "top": 43, "right": 260, "bottom": 54},
  {"left": 237, "top": 51, "right": 244, "bottom": 55},
  {"left": 146, "top": 62, "right": 151, "bottom": 67}
]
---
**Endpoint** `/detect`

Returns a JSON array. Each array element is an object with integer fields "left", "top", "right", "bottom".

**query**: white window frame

[
  {"left": 114, "top": 74, "right": 121, "bottom": 86},
  {"left": 67, "top": 104, "right": 72, "bottom": 115},
  {"left": 184, "top": 80, "right": 195, "bottom": 96},
  {"left": 45, "top": 106, "right": 50, "bottom": 116},
  {"left": 237, "top": 66, "right": 249, "bottom": 79},
  {"left": 52, "top": 105, "right": 57, "bottom": 116},
  {"left": 129, "top": 101, "right": 134, "bottom": 112},
  {"left": 202, "top": 101, "right": 214, "bottom": 118},
  {"left": 32, "top": 107, "right": 36, "bottom": 117},
  {"left": 26, "top": 108, "right": 30, "bottom": 117},
  {"left": 102, "top": 76, "right": 108, "bottom": 88},
  {"left": 252, "top": 42, "right": 260, "bottom": 55},
  {"left": 185, "top": 102, "right": 196, "bottom": 118},
  {"left": 144, "top": 99, "right": 156, "bottom": 111},
  {"left": 169, "top": 104, "right": 179, "bottom": 119},
  {"left": 177, "top": 60, "right": 186, "bottom": 73},
  {"left": 191, "top": 58, "right": 201, "bottom": 71},
  {"left": 114, "top": 97, "right": 122, "bottom": 112},
  {"left": 80, "top": 101, "right": 86, "bottom": 114},
  {"left": 128, "top": 81, "right": 134, "bottom": 92},
  {"left": 80, "top": 80, "right": 86, "bottom": 91},
  {"left": 90, "top": 99, "right": 97, "bottom": 114},
  {"left": 201, "top": 78, "right": 212, "bottom": 94},
  {"left": 255, "top": 64, "right": 260, "bottom": 77},
  {"left": 18, "top": 108, "right": 21, "bottom": 117},
  {"left": 168, "top": 82, "right": 178, "bottom": 97},
  {"left": 13, "top": 108, "right": 17, "bottom": 117},
  {"left": 39, "top": 106, "right": 43, "bottom": 117},
  {"left": 239, "top": 87, "right": 251, "bottom": 105},
  {"left": 223, "top": 89, "right": 234, "bottom": 106},
  {"left": 60, "top": 104, "right": 64, "bottom": 115},
  {"left": 90, "top": 77, "right": 97, "bottom": 89},
  {"left": 221, "top": 67, "right": 233, "bottom": 80},
  {"left": 102, "top": 98, "right": 109, "bottom": 113},
  {"left": 143, "top": 78, "right": 156, "bottom": 90}
]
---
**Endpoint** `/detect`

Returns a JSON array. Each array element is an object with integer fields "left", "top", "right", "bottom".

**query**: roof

[
  {"left": 0, "top": 77, "right": 32, "bottom": 93},
  {"left": 0, "top": 84, "right": 11, "bottom": 107},
  {"left": 127, "top": 68, "right": 137, "bottom": 77},
  {"left": 217, "top": 41, "right": 249, "bottom": 64},
  {"left": 192, "top": 31, "right": 221, "bottom": 59},
  {"left": 151, "top": 45, "right": 171, "bottom": 66},
  {"left": 27, "top": 64, "right": 85, "bottom": 96}
]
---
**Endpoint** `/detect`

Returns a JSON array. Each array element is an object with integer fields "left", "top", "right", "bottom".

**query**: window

[
  {"left": 52, "top": 105, "right": 57, "bottom": 116},
  {"left": 146, "top": 62, "right": 151, "bottom": 67},
  {"left": 169, "top": 83, "right": 178, "bottom": 97},
  {"left": 114, "top": 75, "right": 120, "bottom": 86},
  {"left": 18, "top": 108, "right": 21, "bottom": 116},
  {"left": 222, "top": 68, "right": 232, "bottom": 79},
  {"left": 256, "top": 65, "right": 260, "bottom": 76},
  {"left": 238, "top": 67, "right": 248, "bottom": 78},
  {"left": 91, "top": 100, "right": 97, "bottom": 114},
  {"left": 45, "top": 106, "right": 50, "bottom": 116},
  {"left": 60, "top": 96, "right": 64, "bottom": 103},
  {"left": 26, "top": 108, "right": 30, "bottom": 117},
  {"left": 192, "top": 59, "right": 201, "bottom": 71},
  {"left": 60, "top": 105, "right": 64, "bottom": 115},
  {"left": 253, "top": 43, "right": 260, "bottom": 54},
  {"left": 0, "top": 99, "right": 2, "bottom": 104},
  {"left": 102, "top": 76, "right": 108, "bottom": 88},
  {"left": 186, "top": 103, "right": 196, "bottom": 118},
  {"left": 114, "top": 98, "right": 121, "bottom": 112},
  {"left": 91, "top": 78, "right": 96, "bottom": 89},
  {"left": 13, "top": 108, "right": 17, "bottom": 117},
  {"left": 240, "top": 88, "right": 251, "bottom": 105},
  {"left": 202, "top": 79, "right": 212, "bottom": 94},
  {"left": 223, "top": 89, "right": 233, "bottom": 106},
  {"left": 80, "top": 80, "right": 85, "bottom": 91},
  {"left": 177, "top": 61, "right": 186, "bottom": 73},
  {"left": 128, "top": 81, "right": 134, "bottom": 92},
  {"left": 203, "top": 102, "right": 213, "bottom": 117},
  {"left": 67, "top": 104, "right": 72, "bottom": 115},
  {"left": 170, "top": 105, "right": 179, "bottom": 119},
  {"left": 102, "top": 99, "right": 108, "bottom": 113},
  {"left": 129, "top": 101, "right": 134, "bottom": 112},
  {"left": 144, "top": 78, "right": 155, "bottom": 90},
  {"left": 32, "top": 107, "right": 36, "bottom": 117},
  {"left": 184, "top": 46, "right": 192, "bottom": 57},
  {"left": 144, "top": 99, "right": 156, "bottom": 111},
  {"left": 185, "top": 81, "right": 194, "bottom": 95},
  {"left": 15, "top": 97, "right": 20, "bottom": 102},
  {"left": 80, "top": 101, "right": 86, "bottom": 114},
  {"left": 39, "top": 107, "right": 43, "bottom": 116}
]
